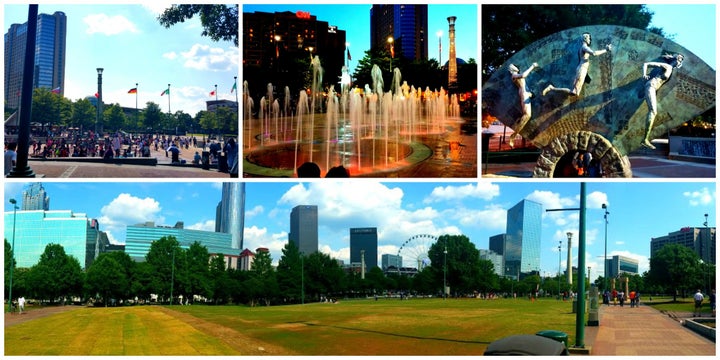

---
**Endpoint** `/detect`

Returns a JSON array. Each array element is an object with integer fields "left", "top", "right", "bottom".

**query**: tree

[
  {"left": 5, "top": 239, "right": 15, "bottom": 299},
  {"left": 85, "top": 253, "right": 128, "bottom": 305},
  {"left": 143, "top": 102, "right": 164, "bottom": 132},
  {"left": 647, "top": 244, "right": 700, "bottom": 301},
  {"left": 31, "top": 88, "right": 62, "bottom": 131},
  {"left": 276, "top": 241, "right": 303, "bottom": 303},
  {"left": 482, "top": 5, "right": 662, "bottom": 82},
  {"left": 429, "top": 234, "right": 484, "bottom": 295},
  {"left": 145, "top": 236, "right": 182, "bottom": 302},
  {"left": 26, "top": 244, "right": 84, "bottom": 303},
  {"left": 103, "top": 104, "right": 127, "bottom": 132},
  {"left": 71, "top": 98, "right": 97, "bottom": 131},
  {"left": 208, "top": 255, "right": 230, "bottom": 304},
  {"left": 185, "top": 242, "right": 211, "bottom": 301},
  {"left": 158, "top": 5, "right": 238, "bottom": 46},
  {"left": 245, "top": 250, "right": 279, "bottom": 306}
]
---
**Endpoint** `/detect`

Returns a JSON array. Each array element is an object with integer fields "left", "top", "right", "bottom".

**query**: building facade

[
  {"left": 22, "top": 182, "right": 49, "bottom": 211},
  {"left": 125, "top": 221, "right": 238, "bottom": 268},
  {"left": 243, "top": 10, "right": 346, "bottom": 91},
  {"left": 381, "top": 254, "right": 402, "bottom": 271},
  {"left": 4, "top": 209, "right": 104, "bottom": 269},
  {"left": 370, "top": 5, "right": 428, "bottom": 61},
  {"left": 4, "top": 11, "right": 67, "bottom": 109},
  {"left": 650, "top": 226, "right": 716, "bottom": 264},
  {"left": 504, "top": 199, "right": 542, "bottom": 279},
  {"left": 479, "top": 249, "right": 504, "bottom": 276},
  {"left": 215, "top": 182, "right": 245, "bottom": 249},
  {"left": 605, "top": 255, "right": 639, "bottom": 278},
  {"left": 350, "top": 227, "right": 378, "bottom": 273},
  {"left": 289, "top": 205, "right": 318, "bottom": 255}
]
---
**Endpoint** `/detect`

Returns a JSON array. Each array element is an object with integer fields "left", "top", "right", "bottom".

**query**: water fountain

[{"left": 243, "top": 60, "right": 467, "bottom": 177}]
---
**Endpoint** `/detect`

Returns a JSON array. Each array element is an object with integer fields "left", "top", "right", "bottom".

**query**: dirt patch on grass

[
  {"left": 157, "top": 307, "right": 296, "bottom": 355},
  {"left": 4, "top": 305, "right": 80, "bottom": 327}
]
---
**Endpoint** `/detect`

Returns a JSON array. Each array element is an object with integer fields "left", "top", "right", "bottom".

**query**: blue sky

[
  {"left": 645, "top": 4, "right": 716, "bottom": 69},
  {"left": 3, "top": 3, "right": 239, "bottom": 116},
  {"left": 4, "top": 181, "right": 716, "bottom": 281},
  {"left": 242, "top": 3, "right": 478, "bottom": 74}
]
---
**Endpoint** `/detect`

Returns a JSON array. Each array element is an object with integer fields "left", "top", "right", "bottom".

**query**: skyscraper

[
  {"left": 215, "top": 182, "right": 245, "bottom": 249},
  {"left": 350, "top": 227, "right": 378, "bottom": 273},
  {"left": 370, "top": 5, "right": 428, "bottom": 61},
  {"left": 650, "top": 226, "right": 716, "bottom": 264},
  {"left": 22, "top": 182, "right": 49, "bottom": 210},
  {"left": 504, "top": 199, "right": 543, "bottom": 279},
  {"left": 4, "top": 11, "right": 67, "bottom": 109},
  {"left": 289, "top": 205, "right": 318, "bottom": 255}
]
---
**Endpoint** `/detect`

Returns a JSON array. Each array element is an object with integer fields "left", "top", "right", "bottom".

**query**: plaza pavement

[
  {"left": 581, "top": 303, "right": 715, "bottom": 356},
  {"left": 12, "top": 142, "right": 234, "bottom": 178}
]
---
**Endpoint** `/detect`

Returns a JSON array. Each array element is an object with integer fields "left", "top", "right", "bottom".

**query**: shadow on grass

[{"left": 298, "top": 321, "right": 492, "bottom": 345}]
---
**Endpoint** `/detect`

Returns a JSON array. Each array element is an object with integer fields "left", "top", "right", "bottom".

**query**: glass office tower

[
  {"left": 350, "top": 227, "right": 378, "bottom": 273},
  {"left": 289, "top": 205, "right": 318, "bottom": 255},
  {"left": 215, "top": 182, "right": 246, "bottom": 249},
  {"left": 505, "top": 199, "right": 542, "bottom": 279}
]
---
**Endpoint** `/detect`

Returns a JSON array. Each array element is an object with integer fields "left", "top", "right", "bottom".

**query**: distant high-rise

[
  {"left": 350, "top": 227, "right": 378, "bottom": 273},
  {"left": 289, "top": 205, "right": 318, "bottom": 255},
  {"left": 504, "top": 199, "right": 542, "bottom": 279},
  {"left": 381, "top": 254, "right": 403, "bottom": 270},
  {"left": 651, "top": 226, "right": 716, "bottom": 264},
  {"left": 4, "top": 11, "right": 67, "bottom": 109},
  {"left": 605, "top": 255, "right": 639, "bottom": 279},
  {"left": 215, "top": 182, "right": 245, "bottom": 249},
  {"left": 370, "top": 5, "right": 428, "bottom": 61},
  {"left": 22, "top": 182, "right": 49, "bottom": 210}
]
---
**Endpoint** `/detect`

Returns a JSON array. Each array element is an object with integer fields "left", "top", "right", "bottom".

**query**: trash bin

[
  {"left": 218, "top": 152, "right": 228, "bottom": 173},
  {"left": 484, "top": 334, "right": 569, "bottom": 356},
  {"left": 536, "top": 330, "right": 569, "bottom": 348},
  {"left": 201, "top": 151, "right": 210, "bottom": 170}
]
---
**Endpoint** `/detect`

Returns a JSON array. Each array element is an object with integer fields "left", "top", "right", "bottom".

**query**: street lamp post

[
  {"left": 558, "top": 240, "right": 562, "bottom": 299},
  {"left": 7, "top": 199, "right": 18, "bottom": 313},
  {"left": 96, "top": 68, "right": 104, "bottom": 134},
  {"left": 602, "top": 203, "right": 609, "bottom": 292},
  {"left": 387, "top": 36, "right": 394, "bottom": 72},
  {"left": 566, "top": 231, "right": 573, "bottom": 285},
  {"left": 437, "top": 30, "right": 443, "bottom": 67},
  {"left": 443, "top": 244, "right": 447, "bottom": 300}
]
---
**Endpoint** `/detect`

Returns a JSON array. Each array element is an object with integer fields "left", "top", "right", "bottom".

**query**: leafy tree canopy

[{"left": 158, "top": 5, "right": 238, "bottom": 46}]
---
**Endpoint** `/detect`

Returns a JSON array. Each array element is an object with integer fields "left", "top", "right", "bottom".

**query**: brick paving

[{"left": 584, "top": 304, "right": 715, "bottom": 356}]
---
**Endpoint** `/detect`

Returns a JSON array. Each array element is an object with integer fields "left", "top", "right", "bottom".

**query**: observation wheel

[{"left": 397, "top": 234, "right": 438, "bottom": 270}]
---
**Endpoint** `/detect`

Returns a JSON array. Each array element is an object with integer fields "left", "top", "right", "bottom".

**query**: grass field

[{"left": 5, "top": 297, "right": 581, "bottom": 356}]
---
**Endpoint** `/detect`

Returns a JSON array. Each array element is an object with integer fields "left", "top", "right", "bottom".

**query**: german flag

[{"left": 128, "top": 87, "right": 137, "bottom": 94}]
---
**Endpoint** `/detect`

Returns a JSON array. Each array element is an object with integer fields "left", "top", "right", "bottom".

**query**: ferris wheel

[{"left": 397, "top": 234, "right": 438, "bottom": 270}]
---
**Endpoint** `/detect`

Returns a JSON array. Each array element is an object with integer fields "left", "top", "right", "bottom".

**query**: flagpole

[
  {"left": 168, "top": 83, "right": 171, "bottom": 114},
  {"left": 135, "top": 82, "right": 138, "bottom": 126},
  {"left": 234, "top": 76, "right": 238, "bottom": 105},
  {"left": 215, "top": 84, "right": 218, "bottom": 101}
]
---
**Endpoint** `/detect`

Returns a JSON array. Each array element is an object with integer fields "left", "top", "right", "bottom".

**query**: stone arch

[{"left": 533, "top": 131, "right": 632, "bottom": 178}]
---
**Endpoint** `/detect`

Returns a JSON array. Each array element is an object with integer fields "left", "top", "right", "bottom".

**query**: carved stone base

[{"left": 533, "top": 131, "right": 632, "bottom": 178}]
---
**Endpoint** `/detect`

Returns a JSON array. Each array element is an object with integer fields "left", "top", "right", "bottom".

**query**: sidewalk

[{"left": 584, "top": 304, "right": 715, "bottom": 355}]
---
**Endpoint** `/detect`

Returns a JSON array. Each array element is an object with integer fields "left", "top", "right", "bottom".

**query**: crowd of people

[{"left": 4, "top": 127, "right": 239, "bottom": 177}]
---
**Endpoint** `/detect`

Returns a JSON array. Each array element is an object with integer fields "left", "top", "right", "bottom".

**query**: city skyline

[
  {"left": 242, "top": 3, "right": 478, "bottom": 75},
  {"left": 4, "top": 181, "right": 716, "bottom": 279},
  {"left": 3, "top": 4, "right": 239, "bottom": 116}
]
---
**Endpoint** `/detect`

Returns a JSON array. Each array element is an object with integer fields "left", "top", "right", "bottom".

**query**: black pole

[{"left": 8, "top": 5, "right": 38, "bottom": 177}]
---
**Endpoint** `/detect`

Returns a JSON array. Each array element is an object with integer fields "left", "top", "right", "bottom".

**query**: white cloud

[
  {"left": 97, "top": 193, "right": 164, "bottom": 244},
  {"left": 179, "top": 44, "right": 239, "bottom": 72},
  {"left": 243, "top": 226, "right": 288, "bottom": 264},
  {"left": 186, "top": 220, "right": 215, "bottom": 232},
  {"left": 527, "top": 190, "right": 575, "bottom": 226},
  {"left": 143, "top": 4, "right": 172, "bottom": 16},
  {"left": 163, "top": 52, "right": 178, "bottom": 60},
  {"left": 84, "top": 14, "right": 139, "bottom": 36},
  {"left": 424, "top": 183, "right": 500, "bottom": 203},
  {"left": 683, "top": 187, "right": 715, "bottom": 207},
  {"left": 246, "top": 205, "right": 264, "bottom": 217}
]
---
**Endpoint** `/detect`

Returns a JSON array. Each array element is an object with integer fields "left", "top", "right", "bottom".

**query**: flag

[
  {"left": 210, "top": 90, "right": 216, "bottom": 96},
  {"left": 51, "top": 87, "right": 61, "bottom": 94},
  {"left": 161, "top": 88, "right": 169, "bottom": 96},
  {"left": 94, "top": 92, "right": 99, "bottom": 98},
  {"left": 128, "top": 87, "right": 137, "bottom": 94},
  {"left": 231, "top": 82, "right": 237, "bottom": 93},
  {"left": 347, "top": 48, "right": 351, "bottom": 61}
]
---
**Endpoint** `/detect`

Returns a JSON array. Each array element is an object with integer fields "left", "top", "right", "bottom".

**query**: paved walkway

[{"left": 584, "top": 304, "right": 715, "bottom": 355}]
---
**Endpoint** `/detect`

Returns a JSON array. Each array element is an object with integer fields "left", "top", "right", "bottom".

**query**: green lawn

[{"left": 5, "top": 297, "right": 581, "bottom": 356}]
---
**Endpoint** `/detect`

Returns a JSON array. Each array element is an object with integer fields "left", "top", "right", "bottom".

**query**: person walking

[
  {"left": 693, "top": 289, "right": 704, "bottom": 317},
  {"left": 709, "top": 290, "right": 715, "bottom": 317}
]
